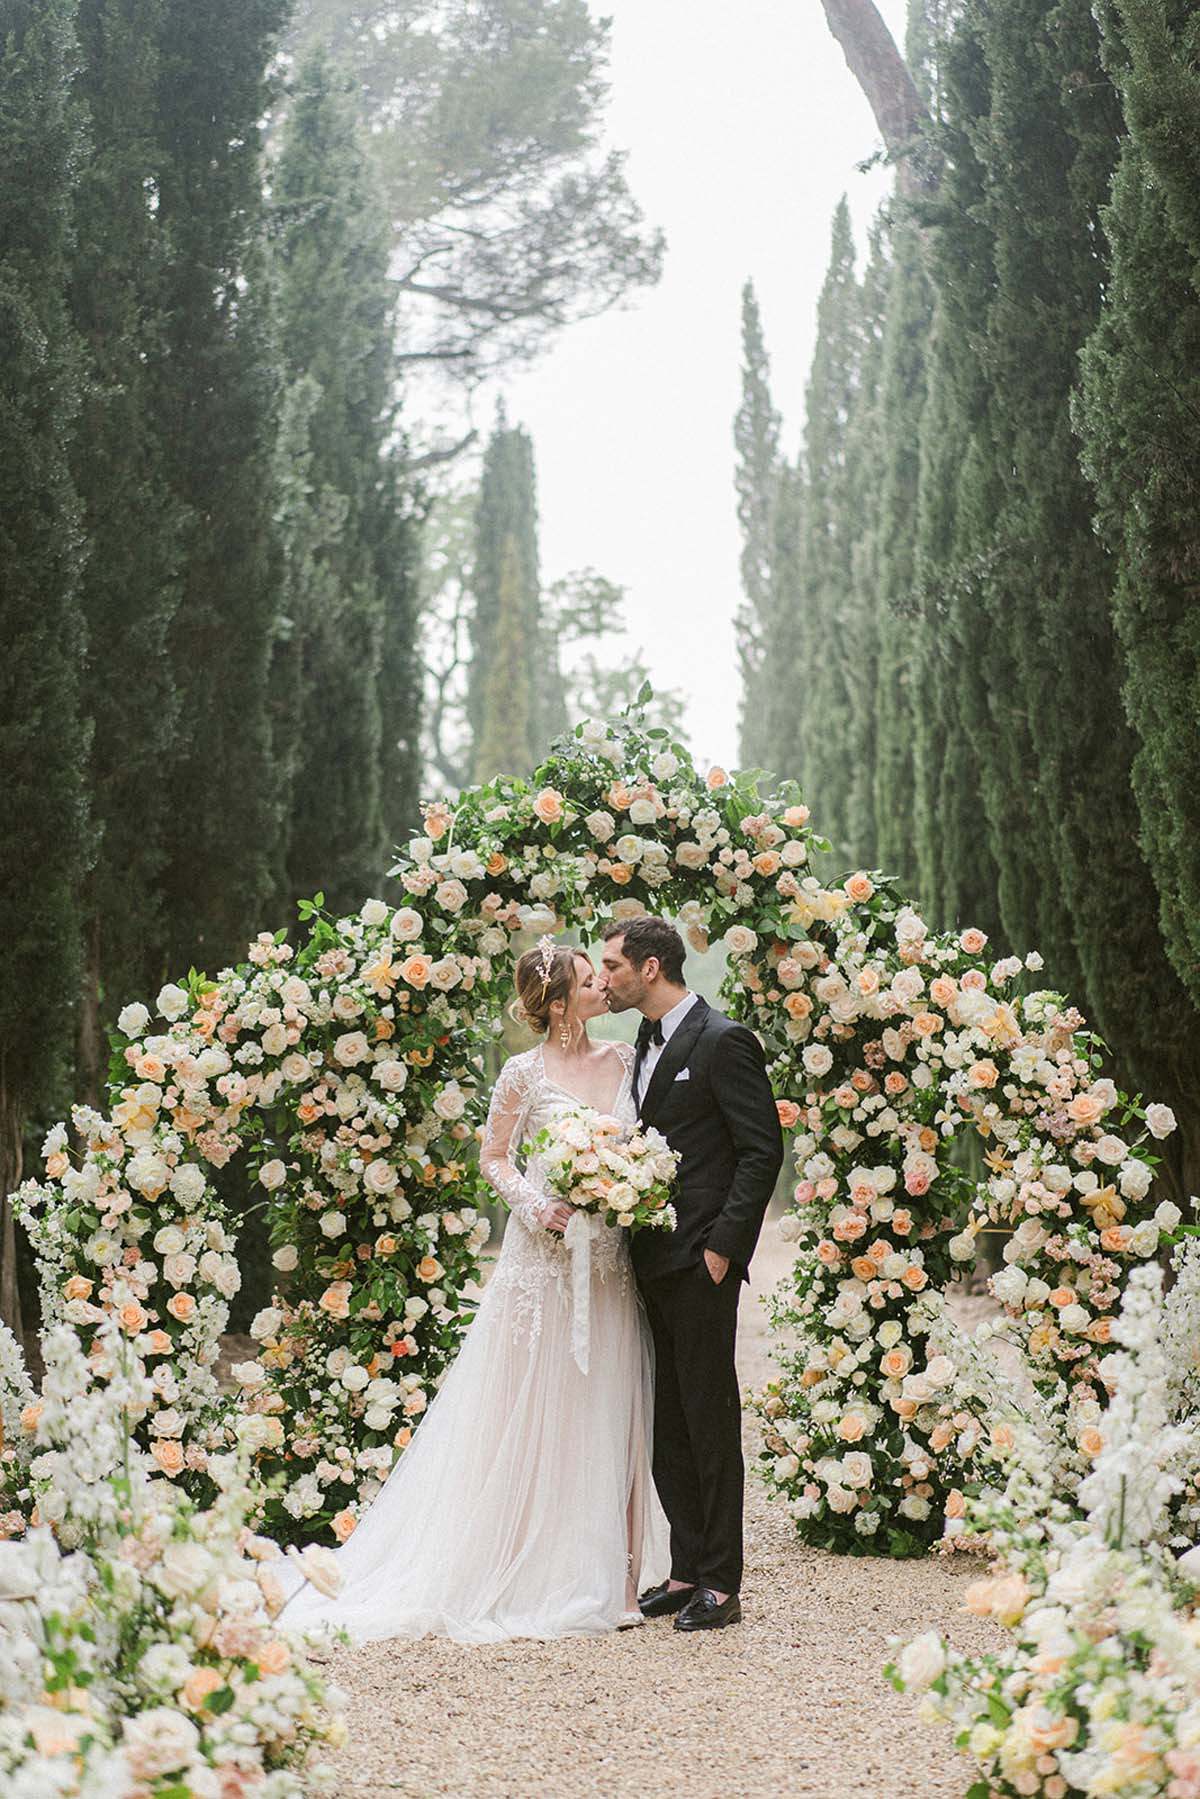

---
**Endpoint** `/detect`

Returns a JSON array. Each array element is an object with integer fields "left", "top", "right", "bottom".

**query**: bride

[{"left": 278, "top": 939, "right": 668, "bottom": 1644}]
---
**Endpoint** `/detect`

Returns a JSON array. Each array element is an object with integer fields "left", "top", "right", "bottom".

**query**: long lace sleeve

[{"left": 480, "top": 1054, "right": 552, "bottom": 1231}]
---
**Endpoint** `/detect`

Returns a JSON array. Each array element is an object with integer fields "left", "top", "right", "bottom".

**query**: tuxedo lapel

[{"left": 639, "top": 998, "right": 710, "bottom": 1126}]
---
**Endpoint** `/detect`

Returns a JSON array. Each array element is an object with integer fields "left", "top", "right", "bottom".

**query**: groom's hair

[{"left": 602, "top": 916, "right": 686, "bottom": 984}]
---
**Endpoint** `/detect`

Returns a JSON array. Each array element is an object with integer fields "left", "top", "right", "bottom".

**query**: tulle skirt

[{"left": 277, "top": 1242, "right": 668, "bottom": 1645}]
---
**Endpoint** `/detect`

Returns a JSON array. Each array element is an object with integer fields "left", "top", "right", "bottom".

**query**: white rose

[
  {"left": 361, "top": 898, "right": 389, "bottom": 926},
  {"left": 1059, "top": 1303, "right": 1090, "bottom": 1333},
  {"left": 169, "top": 1162, "right": 206, "bottom": 1205},
  {"left": 1154, "top": 1200, "right": 1183, "bottom": 1232},
  {"left": 652, "top": 752, "right": 679, "bottom": 780},
  {"left": 1095, "top": 1134, "right": 1128, "bottom": 1167},
  {"left": 163, "top": 1251, "right": 196, "bottom": 1288},
  {"left": 899, "top": 1494, "right": 932, "bottom": 1521},
  {"left": 292, "top": 1543, "right": 343, "bottom": 1598},
  {"left": 156, "top": 983, "right": 189, "bottom": 1021},
  {"left": 778, "top": 1212, "right": 802, "bottom": 1242},
  {"left": 615, "top": 834, "right": 643, "bottom": 863},
  {"left": 363, "top": 1159, "right": 399, "bottom": 1195},
  {"left": 373, "top": 1058, "right": 409, "bottom": 1093},
  {"left": 334, "top": 1031, "right": 370, "bottom": 1067},
  {"left": 611, "top": 897, "right": 648, "bottom": 922},
  {"left": 585, "top": 810, "right": 616, "bottom": 842},
  {"left": 898, "top": 1631, "right": 946, "bottom": 1692},
  {"left": 1118, "top": 1158, "right": 1152, "bottom": 1200},
  {"left": 1128, "top": 1220, "right": 1159, "bottom": 1257},
  {"left": 341, "top": 1364, "right": 370, "bottom": 1392},
  {"left": 724, "top": 925, "right": 758, "bottom": 956},
  {"left": 433, "top": 1083, "right": 466, "bottom": 1122},
  {"left": 773, "top": 1453, "right": 800, "bottom": 1482},
  {"left": 155, "top": 1541, "right": 214, "bottom": 1599},
  {"left": 250, "top": 1306, "right": 284, "bottom": 1341},
  {"left": 841, "top": 1451, "right": 873, "bottom": 1489},
  {"left": 436, "top": 879, "right": 468, "bottom": 914},
  {"left": 258, "top": 1159, "right": 287, "bottom": 1191},
  {"left": 629, "top": 797, "right": 658, "bottom": 825},
  {"left": 118, "top": 1001, "right": 150, "bottom": 1038},
  {"left": 1146, "top": 1103, "right": 1178, "bottom": 1140},
  {"left": 121, "top": 1709, "right": 200, "bottom": 1778},
  {"left": 272, "top": 1244, "right": 299, "bottom": 1272},
  {"left": 877, "top": 1321, "right": 903, "bottom": 1349},
  {"left": 319, "top": 1211, "right": 347, "bottom": 1239},
  {"left": 826, "top": 1484, "right": 856, "bottom": 1514},
  {"left": 674, "top": 841, "right": 708, "bottom": 870},
  {"left": 153, "top": 1223, "right": 186, "bottom": 1257},
  {"left": 802, "top": 1044, "right": 834, "bottom": 1077},
  {"left": 429, "top": 955, "right": 462, "bottom": 991},
  {"left": 391, "top": 907, "right": 424, "bottom": 941}
]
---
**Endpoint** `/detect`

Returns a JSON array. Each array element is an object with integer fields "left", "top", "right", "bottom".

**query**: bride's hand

[{"left": 541, "top": 1200, "right": 573, "bottom": 1235}]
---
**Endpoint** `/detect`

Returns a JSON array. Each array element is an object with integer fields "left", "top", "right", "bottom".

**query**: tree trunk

[
  {"left": 816, "top": 0, "right": 931, "bottom": 194},
  {"left": 77, "top": 910, "right": 103, "bottom": 1112},
  {"left": 0, "top": 1072, "right": 24, "bottom": 1341}
]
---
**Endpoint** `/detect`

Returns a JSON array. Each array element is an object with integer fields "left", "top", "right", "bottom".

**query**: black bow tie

[{"left": 636, "top": 1016, "right": 664, "bottom": 1052}]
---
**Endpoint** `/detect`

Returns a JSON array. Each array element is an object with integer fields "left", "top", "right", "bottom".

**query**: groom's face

[{"left": 599, "top": 935, "right": 653, "bottom": 1014}]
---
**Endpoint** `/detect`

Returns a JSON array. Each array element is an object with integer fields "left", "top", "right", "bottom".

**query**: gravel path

[{"left": 315, "top": 1231, "right": 999, "bottom": 1799}]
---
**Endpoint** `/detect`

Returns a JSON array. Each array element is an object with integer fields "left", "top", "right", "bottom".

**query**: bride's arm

[{"left": 479, "top": 1057, "right": 561, "bottom": 1232}]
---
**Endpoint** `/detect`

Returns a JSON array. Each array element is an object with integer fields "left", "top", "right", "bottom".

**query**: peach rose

[
  {"left": 1087, "top": 1317, "right": 1113, "bottom": 1344},
  {"left": 880, "top": 1348, "right": 912, "bottom": 1379},
  {"left": 1067, "top": 1092, "right": 1105, "bottom": 1126},
  {"left": 753, "top": 851, "right": 782, "bottom": 878},
  {"left": 901, "top": 1265, "right": 929, "bottom": 1290},
  {"left": 331, "top": 1509, "right": 358, "bottom": 1545},
  {"left": 851, "top": 1256, "right": 877, "bottom": 1282},
  {"left": 1048, "top": 1287, "right": 1076, "bottom": 1310},
  {"left": 399, "top": 954, "right": 431, "bottom": 989},
  {"left": 844, "top": 872, "right": 875, "bottom": 903},
  {"left": 783, "top": 991, "right": 813, "bottom": 1020},
  {"left": 607, "top": 783, "right": 634, "bottom": 811},
  {"left": 45, "top": 1150, "right": 70, "bottom": 1180},
  {"left": 945, "top": 1489, "right": 966, "bottom": 1519},
  {"left": 911, "top": 1012, "right": 942, "bottom": 1037},
  {"left": 64, "top": 1275, "right": 93, "bottom": 1302},
  {"left": 256, "top": 1637, "right": 292, "bottom": 1676},
  {"left": 1100, "top": 1225, "right": 1131, "bottom": 1253},
  {"left": 416, "top": 1256, "right": 443, "bottom": 1282},
  {"left": 608, "top": 863, "right": 634, "bottom": 886},
  {"left": 776, "top": 1099, "right": 801, "bottom": 1129},
  {"left": 837, "top": 1413, "right": 866, "bottom": 1442},
  {"left": 890, "top": 1209, "right": 913, "bottom": 1236},
  {"left": 959, "top": 928, "right": 988, "bottom": 955},
  {"left": 423, "top": 803, "right": 453, "bottom": 840},
  {"left": 166, "top": 1292, "right": 195, "bottom": 1323},
  {"left": 152, "top": 1437, "right": 185, "bottom": 1477},
  {"left": 118, "top": 1299, "right": 148, "bottom": 1335},
  {"left": 857, "top": 967, "right": 881, "bottom": 996},
  {"left": 967, "top": 1059, "right": 999, "bottom": 1089},
  {"left": 705, "top": 766, "right": 728, "bottom": 789},
  {"left": 833, "top": 1214, "right": 868, "bottom": 1243},
  {"left": 318, "top": 1280, "right": 352, "bottom": 1320},
  {"left": 928, "top": 976, "right": 957, "bottom": 1008},
  {"left": 1078, "top": 1426, "right": 1104, "bottom": 1457},
  {"left": 486, "top": 851, "right": 507, "bottom": 877},
  {"left": 533, "top": 787, "right": 565, "bottom": 824},
  {"left": 182, "top": 1666, "right": 224, "bottom": 1711},
  {"left": 782, "top": 805, "right": 810, "bottom": 828},
  {"left": 816, "top": 1240, "right": 842, "bottom": 1267},
  {"left": 145, "top": 1329, "right": 172, "bottom": 1355}
]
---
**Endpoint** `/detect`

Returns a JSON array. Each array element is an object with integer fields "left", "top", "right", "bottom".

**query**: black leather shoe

[
  {"left": 638, "top": 1581, "right": 696, "bottom": 1618},
  {"left": 673, "top": 1588, "right": 742, "bottom": 1632}
]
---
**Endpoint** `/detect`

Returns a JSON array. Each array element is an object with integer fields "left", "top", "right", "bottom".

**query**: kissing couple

[{"left": 281, "top": 915, "right": 784, "bottom": 1643}]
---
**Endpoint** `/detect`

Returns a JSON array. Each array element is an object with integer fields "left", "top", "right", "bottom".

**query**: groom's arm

[{"left": 703, "top": 1023, "right": 784, "bottom": 1269}]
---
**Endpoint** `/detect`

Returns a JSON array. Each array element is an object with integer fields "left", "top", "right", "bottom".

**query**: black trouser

[{"left": 638, "top": 1260, "right": 744, "bottom": 1595}]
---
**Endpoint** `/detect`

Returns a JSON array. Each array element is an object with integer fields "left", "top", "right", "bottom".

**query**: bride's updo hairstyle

[{"left": 509, "top": 940, "right": 578, "bottom": 1035}]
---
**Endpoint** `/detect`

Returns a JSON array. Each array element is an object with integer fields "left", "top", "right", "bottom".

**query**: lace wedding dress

[{"left": 278, "top": 1040, "right": 668, "bottom": 1644}]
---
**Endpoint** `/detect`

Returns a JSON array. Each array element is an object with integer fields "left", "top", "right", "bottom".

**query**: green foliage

[
  {"left": 734, "top": 280, "right": 783, "bottom": 770},
  {"left": 271, "top": 46, "right": 419, "bottom": 916},
  {"left": 283, "top": 0, "right": 665, "bottom": 381}
]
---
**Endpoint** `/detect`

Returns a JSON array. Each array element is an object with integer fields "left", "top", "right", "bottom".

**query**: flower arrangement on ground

[{"left": 888, "top": 1253, "right": 1200, "bottom": 1799}]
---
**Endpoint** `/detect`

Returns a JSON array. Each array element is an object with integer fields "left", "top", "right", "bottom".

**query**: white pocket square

[{"left": 673, "top": 1068, "right": 690, "bottom": 1082}]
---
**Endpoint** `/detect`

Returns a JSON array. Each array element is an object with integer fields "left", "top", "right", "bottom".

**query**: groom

[{"left": 599, "top": 917, "right": 783, "bottom": 1631}]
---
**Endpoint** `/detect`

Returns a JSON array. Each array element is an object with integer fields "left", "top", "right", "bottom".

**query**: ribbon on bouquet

[{"left": 564, "top": 1209, "right": 602, "bottom": 1375}]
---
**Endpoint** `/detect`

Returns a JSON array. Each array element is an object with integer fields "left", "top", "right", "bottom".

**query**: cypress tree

[
  {"left": 734, "top": 280, "right": 783, "bottom": 772},
  {"left": 70, "top": 0, "right": 187, "bottom": 1100},
  {"left": 467, "top": 414, "right": 561, "bottom": 781},
  {"left": 154, "top": 0, "right": 290, "bottom": 973},
  {"left": 0, "top": 0, "right": 91, "bottom": 1328},
  {"left": 272, "top": 47, "right": 416, "bottom": 914},
  {"left": 1077, "top": 0, "right": 1200, "bottom": 1023},
  {"left": 473, "top": 536, "right": 535, "bottom": 782},
  {"left": 796, "top": 199, "right": 862, "bottom": 857}
]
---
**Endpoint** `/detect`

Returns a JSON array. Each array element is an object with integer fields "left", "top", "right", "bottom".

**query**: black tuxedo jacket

[{"left": 632, "top": 997, "right": 784, "bottom": 1284}]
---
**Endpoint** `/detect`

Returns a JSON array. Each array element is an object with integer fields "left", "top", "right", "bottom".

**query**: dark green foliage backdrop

[{"left": 736, "top": 0, "right": 1200, "bottom": 1192}]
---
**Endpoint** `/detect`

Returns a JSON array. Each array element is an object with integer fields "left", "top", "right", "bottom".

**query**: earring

[{"left": 559, "top": 1019, "right": 571, "bottom": 1050}]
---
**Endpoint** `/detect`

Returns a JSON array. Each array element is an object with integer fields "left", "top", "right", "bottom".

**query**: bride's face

[{"left": 568, "top": 952, "right": 608, "bottom": 1027}]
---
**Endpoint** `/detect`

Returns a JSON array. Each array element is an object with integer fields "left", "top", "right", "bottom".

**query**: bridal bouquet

[{"left": 531, "top": 1108, "right": 679, "bottom": 1233}]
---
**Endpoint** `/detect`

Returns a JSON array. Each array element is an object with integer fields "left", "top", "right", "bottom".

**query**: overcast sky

[{"left": 487, "top": 0, "right": 910, "bottom": 771}]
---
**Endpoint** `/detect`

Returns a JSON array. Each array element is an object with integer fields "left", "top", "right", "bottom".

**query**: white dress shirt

[{"left": 635, "top": 989, "right": 699, "bottom": 1106}]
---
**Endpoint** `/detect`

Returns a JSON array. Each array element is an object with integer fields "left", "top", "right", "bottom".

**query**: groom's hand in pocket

[{"left": 703, "top": 1249, "right": 730, "bottom": 1285}]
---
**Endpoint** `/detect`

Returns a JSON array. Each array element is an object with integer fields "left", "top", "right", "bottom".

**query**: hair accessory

[{"left": 536, "top": 933, "right": 556, "bottom": 1000}]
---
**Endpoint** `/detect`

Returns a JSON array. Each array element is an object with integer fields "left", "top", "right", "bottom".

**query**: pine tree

[
  {"left": 154, "top": 0, "right": 290, "bottom": 973},
  {"left": 70, "top": 0, "right": 188, "bottom": 1101},
  {"left": 1076, "top": 0, "right": 1200, "bottom": 1156},
  {"left": 272, "top": 47, "right": 417, "bottom": 914},
  {"left": 734, "top": 281, "right": 783, "bottom": 771},
  {"left": 0, "top": 0, "right": 91, "bottom": 1328}
]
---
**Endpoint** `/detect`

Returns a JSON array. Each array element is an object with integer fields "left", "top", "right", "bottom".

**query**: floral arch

[{"left": 14, "top": 712, "right": 1179, "bottom": 1554}]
